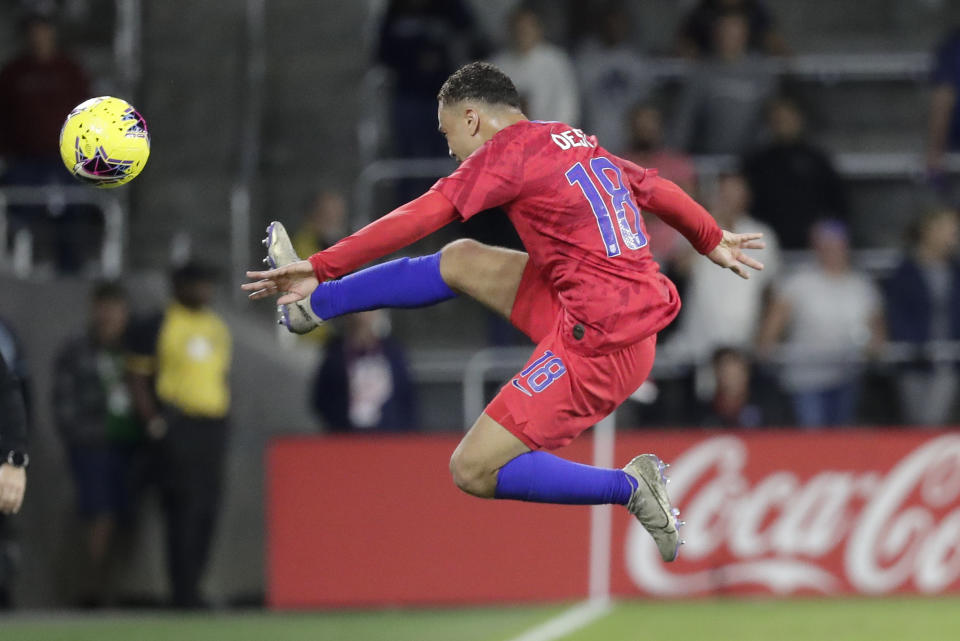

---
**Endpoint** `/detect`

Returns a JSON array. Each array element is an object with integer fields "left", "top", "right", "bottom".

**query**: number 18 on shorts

[{"left": 511, "top": 350, "right": 567, "bottom": 396}]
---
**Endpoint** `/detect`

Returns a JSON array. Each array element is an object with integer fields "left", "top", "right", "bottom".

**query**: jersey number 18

[{"left": 566, "top": 157, "right": 648, "bottom": 258}]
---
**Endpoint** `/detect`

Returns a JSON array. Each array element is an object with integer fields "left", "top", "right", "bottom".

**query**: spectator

[
  {"left": 671, "top": 9, "right": 779, "bottom": 155},
  {"left": 928, "top": 27, "right": 960, "bottom": 178},
  {"left": 292, "top": 190, "right": 348, "bottom": 260},
  {"left": 696, "top": 347, "right": 765, "bottom": 427},
  {"left": 312, "top": 310, "right": 416, "bottom": 432},
  {"left": 575, "top": 2, "right": 654, "bottom": 153},
  {"left": 743, "top": 95, "right": 849, "bottom": 250},
  {"left": 756, "top": 221, "right": 885, "bottom": 427},
  {"left": 624, "top": 103, "right": 698, "bottom": 196},
  {"left": 492, "top": 6, "right": 580, "bottom": 126},
  {"left": 127, "top": 263, "right": 231, "bottom": 609},
  {"left": 886, "top": 208, "right": 960, "bottom": 425},
  {"left": 0, "top": 328, "right": 29, "bottom": 609},
  {"left": 0, "top": 12, "right": 98, "bottom": 272},
  {"left": 623, "top": 103, "right": 699, "bottom": 269},
  {"left": 0, "top": 13, "right": 88, "bottom": 170},
  {"left": 670, "top": 172, "right": 780, "bottom": 365},
  {"left": 53, "top": 281, "right": 140, "bottom": 607},
  {"left": 376, "top": 0, "right": 486, "bottom": 159},
  {"left": 675, "top": 0, "right": 787, "bottom": 59}
]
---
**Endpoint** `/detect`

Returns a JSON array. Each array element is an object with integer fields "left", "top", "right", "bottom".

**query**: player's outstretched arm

[
  {"left": 706, "top": 230, "right": 766, "bottom": 280},
  {"left": 625, "top": 166, "right": 765, "bottom": 277},
  {"left": 628, "top": 169, "right": 723, "bottom": 254},
  {"left": 243, "top": 190, "right": 459, "bottom": 303}
]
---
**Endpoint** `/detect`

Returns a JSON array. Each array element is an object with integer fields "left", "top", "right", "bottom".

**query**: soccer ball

[{"left": 59, "top": 96, "right": 150, "bottom": 188}]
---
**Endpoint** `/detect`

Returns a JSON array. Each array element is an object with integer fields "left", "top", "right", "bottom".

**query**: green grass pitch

[{"left": 2, "top": 596, "right": 957, "bottom": 641}]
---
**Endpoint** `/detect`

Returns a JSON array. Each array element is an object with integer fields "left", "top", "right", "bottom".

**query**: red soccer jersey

[{"left": 433, "top": 120, "right": 720, "bottom": 354}]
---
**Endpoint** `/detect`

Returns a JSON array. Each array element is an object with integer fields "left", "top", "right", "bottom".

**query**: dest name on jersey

[{"left": 550, "top": 128, "right": 597, "bottom": 150}]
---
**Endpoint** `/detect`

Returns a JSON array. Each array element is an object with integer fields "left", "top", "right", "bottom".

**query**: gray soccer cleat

[
  {"left": 262, "top": 221, "right": 322, "bottom": 335},
  {"left": 623, "top": 453, "right": 683, "bottom": 562}
]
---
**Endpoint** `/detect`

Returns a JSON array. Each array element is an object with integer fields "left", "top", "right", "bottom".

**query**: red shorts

[{"left": 485, "top": 261, "right": 657, "bottom": 450}]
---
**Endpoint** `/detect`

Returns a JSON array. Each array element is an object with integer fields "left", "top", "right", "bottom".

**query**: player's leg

[
  {"left": 262, "top": 221, "right": 465, "bottom": 332},
  {"left": 308, "top": 250, "right": 458, "bottom": 318},
  {"left": 301, "top": 239, "right": 532, "bottom": 335},
  {"left": 448, "top": 412, "right": 530, "bottom": 497},
  {"left": 442, "top": 238, "right": 563, "bottom": 345},
  {"left": 447, "top": 252, "right": 633, "bottom": 502},
  {"left": 263, "top": 216, "right": 529, "bottom": 330},
  {"left": 438, "top": 239, "right": 528, "bottom": 320},
  {"left": 263, "top": 214, "right": 533, "bottom": 333},
  {"left": 449, "top": 411, "right": 639, "bottom": 504},
  {"left": 449, "top": 324, "right": 642, "bottom": 506},
  {"left": 450, "top": 332, "right": 682, "bottom": 561},
  {"left": 308, "top": 238, "right": 528, "bottom": 321}
]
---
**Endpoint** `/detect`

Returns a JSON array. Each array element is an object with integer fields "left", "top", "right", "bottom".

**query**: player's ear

[{"left": 465, "top": 108, "right": 480, "bottom": 136}]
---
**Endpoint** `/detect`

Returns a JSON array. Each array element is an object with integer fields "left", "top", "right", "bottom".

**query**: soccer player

[{"left": 243, "top": 62, "right": 763, "bottom": 562}]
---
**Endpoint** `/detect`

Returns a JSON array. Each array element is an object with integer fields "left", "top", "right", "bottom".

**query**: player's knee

[
  {"left": 449, "top": 449, "right": 495, "bottom": 498},
  {"left": 440, "top": 238, "right": 484, "bottom": 289}
]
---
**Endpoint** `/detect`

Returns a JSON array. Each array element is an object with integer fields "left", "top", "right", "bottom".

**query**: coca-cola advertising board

[{"left": 267, "top": 430, "right": 960, "bottom": 608}]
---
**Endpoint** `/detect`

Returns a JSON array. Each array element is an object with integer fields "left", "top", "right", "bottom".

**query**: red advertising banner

[
  {"left": 267, "top": 434, "right": 593, "bottom": 608},
  {"left": 267, "top": 430, "right": 960, "bottom": 608}
]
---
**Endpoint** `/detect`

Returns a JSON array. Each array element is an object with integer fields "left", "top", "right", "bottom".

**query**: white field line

[{"left": 503, "top": 598, "right": 614, "bottom": 641}]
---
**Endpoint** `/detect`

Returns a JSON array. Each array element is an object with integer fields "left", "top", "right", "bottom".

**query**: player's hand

[
  {"left": 243, "top": 260, "right": 319, "bottom": 305},
  {"left": 0, "top": 463, "right": 26, "bottom": 515},
  {"left": 706, "top": 230, "right": 765, "bottom": 280}
]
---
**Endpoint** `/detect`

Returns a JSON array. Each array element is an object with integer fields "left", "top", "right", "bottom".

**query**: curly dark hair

[{"left": 437, "top": 62, "right": 522, "bottom": 109}]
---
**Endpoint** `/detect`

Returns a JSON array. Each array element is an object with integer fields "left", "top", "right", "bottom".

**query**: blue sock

[
  {"left": 494, "top": 451, "right": 637, "bottom": 505},
  {"left": 310, "top": 252, "right": 456, "bottom": 320}
]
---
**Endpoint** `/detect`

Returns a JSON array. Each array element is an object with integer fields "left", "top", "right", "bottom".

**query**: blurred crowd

[
  {"left": 3, "top": 265, "right": 235, "bottom": 609},
  {"left": 0, "top": 12, "right": 102, "bottom": 273}
]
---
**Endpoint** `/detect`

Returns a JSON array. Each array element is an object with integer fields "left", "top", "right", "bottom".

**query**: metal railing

[
  {"left": 691, "top": 152, "right": 960, "bottom": 181},
  {"left": 354, "top": 157, "right": 456, "bottom": 226},
  {"left": 230, "top": 0, "right": 267, "bottom": 304},
  {"left": 355, "top": 50, "right": 934, "bottom": 180},
  {"left": 0, "top": 186, "right": 125, "bottom": 277},
  {"left": 632, "top": 51, "right": 932, "bottom": 81},
  {"left": 405, "top": 340, "right": 960, "bottom": 428},
  {"left": 354, "top": 152, "right": 960, "bottom": 226},
  {"left": 114, "top": 0, "right": 142, "bottom": 96}
]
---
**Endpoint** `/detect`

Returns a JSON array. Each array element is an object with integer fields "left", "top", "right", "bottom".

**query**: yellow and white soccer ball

[{"left": 59, "top": 96, "right": 150, "bottom": 188}]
